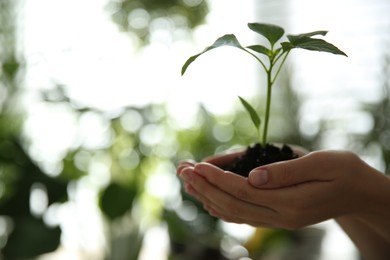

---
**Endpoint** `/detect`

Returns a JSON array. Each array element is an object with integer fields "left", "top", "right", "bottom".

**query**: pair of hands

[{"left": 177, "top": 147, "right": 370, "bottom": 230}]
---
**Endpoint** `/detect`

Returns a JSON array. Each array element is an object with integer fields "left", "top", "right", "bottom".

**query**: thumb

[{"left": 248, "top": 152, "right": 330, "bottom": 188}]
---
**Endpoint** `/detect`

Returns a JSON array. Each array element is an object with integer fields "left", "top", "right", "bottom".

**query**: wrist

[
  {"left": 351, "top": 157, "right": 390, "bottom": 235},
  {"left": 359, "top": 161, "right": 389, "bottom": 213}
]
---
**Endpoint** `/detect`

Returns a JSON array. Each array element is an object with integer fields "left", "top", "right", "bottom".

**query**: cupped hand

[
  {"left": 176, "top": 144, "right": 307, "bottom": 174},
  {"left": 176, "top": 148, "right": 245, "bottom": 175},
  {"left": 177, "top": 150, "right": 374, "bottom": 230}
]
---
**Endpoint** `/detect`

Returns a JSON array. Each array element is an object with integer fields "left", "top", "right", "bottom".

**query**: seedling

[{"left": 181, "top": 23, "right": 347, "bottom": 146}]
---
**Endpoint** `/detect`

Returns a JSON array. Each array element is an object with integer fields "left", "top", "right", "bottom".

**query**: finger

[
  {"left": 203, "top": 149, "right": 245, "bottom": 168},
  {"left": 204, "top": 203, "right": 277, "bottom": 228},
  {"left": 184, "top": 183, "right": 248, "bottom": 224},
  {"left": 183, "top": 177, "right": 235, "bottom": 220},
  {"left": 183, "top": 173, "right": 284, "bottom": 228},
  {"left": 193, "top": 162, "right": 283, "bottom": 206},
  {"left": 273, "top": 143, "right": 309, "bottom": 157},
  {"left": 198, "top": 185, "right": 277, "bottom": 226},
  {"left": 182, "top": 164, "right": 278, "bottom": 223},
  {"left": 176, "top": 160, "right": 196, "bottom": 175},
  {"left": 180, "top": 166, "right": 237, "bottom": 207},
  {"left": 248, "top": 151, "right": 335, "bottom": 188},
  {"left": 203, "top": 203, "right": 244, "bottom": 224},
  {"left": 289, "top": 144, "right": 310, "bottom": 157},
  {"left": 193, "top": 161, "right": 333, "bottom": 224}
]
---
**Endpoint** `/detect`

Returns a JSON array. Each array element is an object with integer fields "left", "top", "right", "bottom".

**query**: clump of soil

[{"left": 224, "top": 143, "right": 298, "bottom": 177}]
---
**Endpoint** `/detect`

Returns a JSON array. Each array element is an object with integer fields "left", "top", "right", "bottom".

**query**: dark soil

[{"left": 223, "top": 143, "right": 298, "bottom": 177}]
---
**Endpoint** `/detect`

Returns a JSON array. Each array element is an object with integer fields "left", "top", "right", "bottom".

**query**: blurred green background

[{"left": 1, "top": 0, "right": 390, "bottom": 259}]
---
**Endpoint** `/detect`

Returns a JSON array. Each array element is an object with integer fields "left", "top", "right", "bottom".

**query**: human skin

[{"left": 177, "top": 149, "right": 390, "bottom": 259}]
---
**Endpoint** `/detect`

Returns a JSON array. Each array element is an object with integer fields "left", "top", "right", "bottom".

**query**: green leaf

[
  {"left": 99, "top": 182, "right": 137, "bottom": 220},
  {"left": 246, "top": 45, "right": 271, "bottom": 56},
  {"left": 288, "top": 37, "right": 347, "bottom": 56},
  {"left": 285, "top": 31, "right": 347, "bottom": 56},
  {"left": 288, "top": 30, "right": 328, "bottom": 44},
  {"left": 238, "top": 96, "right": 261, "bottom": 131},
  {"left": 281, "top": 42, "right": 294, "bottom": 52},
  {"left": 181, "top": 34, "right": 245, "bottom": 75},
  {"left": 273, "top": 47, "right": 282, "bottom": 57},
  {"left": 3, "top": 217, "right": 61, "bottom": 259},
  {"left": 247, "top": 23, "right": 284, "bottom": 46}
]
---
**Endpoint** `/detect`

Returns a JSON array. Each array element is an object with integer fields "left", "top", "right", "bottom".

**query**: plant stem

[
  {"left": 272, "top": 51, "right": 290, "bottom": 84},
  {"left": 262, "top": 50, "right": 290, "bottom": 146},
  {"left": 243, "top": 49, "right": 267, "bottom": 71},
  {"left": 262, "top": 67, "right": 273, "bottom": 146}
]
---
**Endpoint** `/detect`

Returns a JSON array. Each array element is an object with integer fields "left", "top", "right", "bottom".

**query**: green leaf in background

[
  {"left": 248, "top": 23, "right": 285, "bottom": 47},
  {"left": 181, "top": 34, "right": 245, "bottom": 75},
  {"left": 99, "top": 182, "right": 137, "bottom": 220},
  {"left": 239, "top": 96, "right": 261, "bottom": 131},
  {"left": 3, "top": 217, "right": 61, "bottom": 259}
]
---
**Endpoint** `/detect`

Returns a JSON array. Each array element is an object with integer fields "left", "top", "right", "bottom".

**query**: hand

[
  {"left": 176, "top": 144, "right": 308, "bottom": 174},
  {"left": 177, "top": 148, "right": 390, "bottom": 258},
  {"left": 177, "top": 150, "right": 385, "bottom": 229}
]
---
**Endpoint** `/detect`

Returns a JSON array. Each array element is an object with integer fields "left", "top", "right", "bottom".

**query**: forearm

[
  {"left": 358, "top": 162, "right": 390, "bottom": 244},
  {"left": 336, "top": 216, "right": 390, "bottom": 259},
  {"left": 339, "top": 158, "right": 390, "bottom": 259},
  {"left": 178, "top": 150, "right": 390, "bottom": 258}
]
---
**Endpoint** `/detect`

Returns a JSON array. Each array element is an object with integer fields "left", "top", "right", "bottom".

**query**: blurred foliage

[
  {"left": 0, "top": 0, "right": 68, "bottom": 259},
  {"left": 1, "top": 0, "right": 389, "bottom": 259},
  {"left": 0, "top": 0, "right": 208, "bottom": 257},
  {"left": 99, "top": 182, "right": 138, "bottom": 220},
  {"left": 27, "top": 66, "right": 320, "bottom": 260},
  {"left": 106, "top": 0, "right": 209, "bottom": 45},
  {"left": 0, "top": 1, "right": 325, "bottom": 255},
  {"left": 354, "top": 53, "right": 390, "bottom": 175}
]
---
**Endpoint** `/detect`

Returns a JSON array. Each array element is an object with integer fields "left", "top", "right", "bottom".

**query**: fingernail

[
  {"left": 249, "top": 168, "right": 268, "bottom": 186},
  {"left": 180, "top": 170, "right": 193, "bottom": 183},
  {"left": 178, "top": 166, "right": 190, "bottom": 177}
]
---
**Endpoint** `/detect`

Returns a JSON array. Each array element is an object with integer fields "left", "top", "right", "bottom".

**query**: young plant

[{"left": 181, "top": 23, "right": 347, "bottom": 146}]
